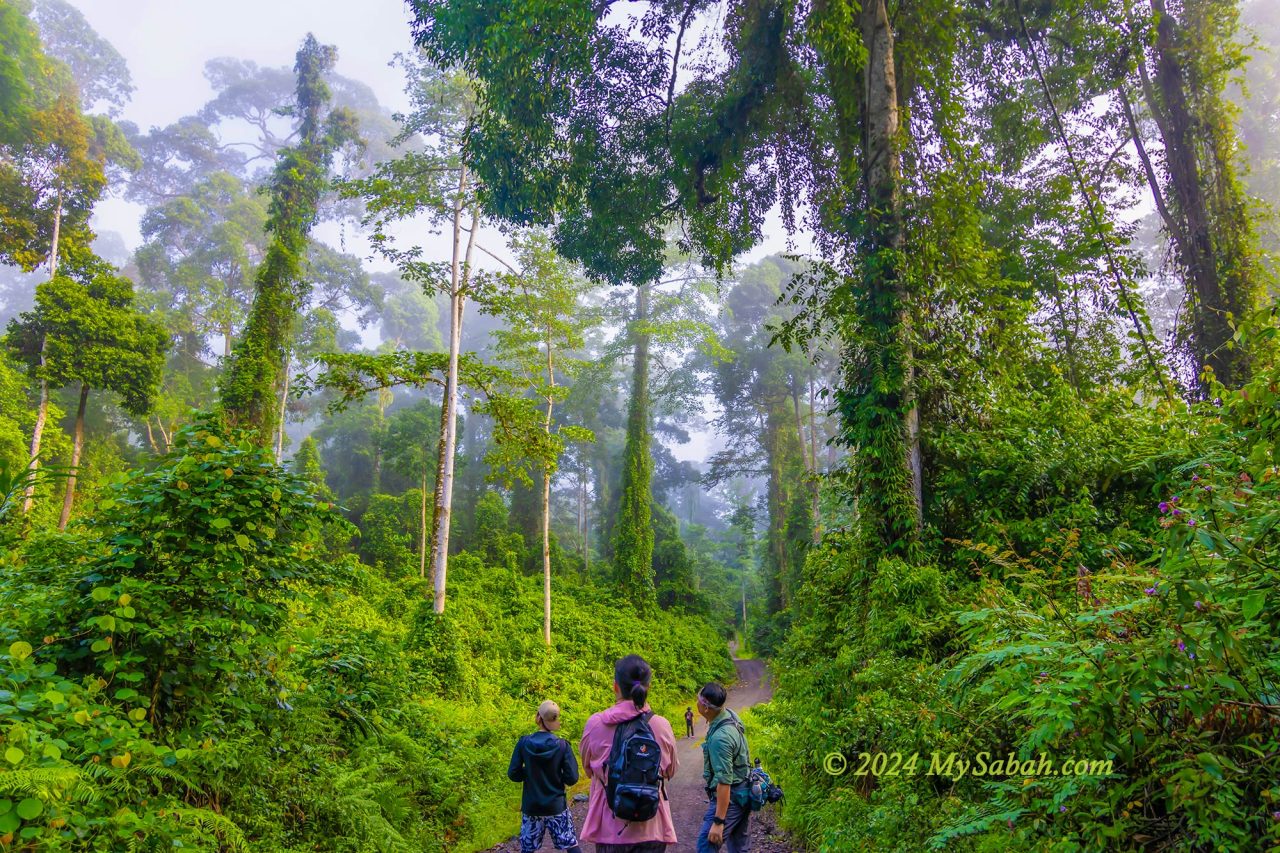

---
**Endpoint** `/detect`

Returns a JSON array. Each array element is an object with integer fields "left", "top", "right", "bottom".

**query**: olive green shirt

[{"left": 701, "top": 708, "right": 750, "bottom": 789}]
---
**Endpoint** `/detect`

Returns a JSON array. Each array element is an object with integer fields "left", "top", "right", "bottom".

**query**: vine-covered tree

[
  {"left": 409, "top": 0, "right": 942, "bottom": 559},
  {"left": 218, "top": 34, "right": 360, "bottom": 444}
]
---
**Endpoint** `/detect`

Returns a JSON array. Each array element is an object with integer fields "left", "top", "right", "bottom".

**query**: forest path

[{"left": 483, "top": 655, "right": 798, "bottom": 852}]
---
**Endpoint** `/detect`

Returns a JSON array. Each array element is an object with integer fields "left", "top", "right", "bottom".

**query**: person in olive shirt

[
  {"left": 695, "top": 682, "right": 752, "bottom": 852},
  {"left": 508, "top": 700, "right": 583, "bottom": 853}
]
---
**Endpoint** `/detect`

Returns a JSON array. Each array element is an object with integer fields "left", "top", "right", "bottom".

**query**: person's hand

[{"left": 708, "top": 823, "right": 724, "bottom": 846}]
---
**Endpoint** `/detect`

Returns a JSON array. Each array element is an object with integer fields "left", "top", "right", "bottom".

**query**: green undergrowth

[
  {"left": 759, "top": 367, "right": 1280, "bottom": 850},
  {"left": 0, "top": 418, "right": 732, "bottom": 851}
]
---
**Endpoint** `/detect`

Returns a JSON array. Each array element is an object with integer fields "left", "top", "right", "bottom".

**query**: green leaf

[
  {"left": 1242, "top": 592, "right": 1264, "bottom": 620},
  {"left": 234, "top": 533, "right": 251, "bottom": 549},
  {"left": 210, "top": 517, "right": 232, "bottom": 530},
  {"left": 15, "top": 798, "right": 42, "bottom": 820},
  {"left": 4, "top": 747, "right": 22, "bottom": 765},
  {"left": 1196, "top": 752, "right": 1224, "bottom": 781},
  {"left": 7, "top": 642, "right": 31, "bottom": 661}
]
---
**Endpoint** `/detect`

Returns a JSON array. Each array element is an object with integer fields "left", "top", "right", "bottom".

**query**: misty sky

[
  {"left": 75, "top": 0, "right": 418, "bottom": 251},
  {"left": 74, "top": 0, "right": 803, "bottom": 259},
  {"left": 66, "top": 0, "right": 804, "bottom": 464}
]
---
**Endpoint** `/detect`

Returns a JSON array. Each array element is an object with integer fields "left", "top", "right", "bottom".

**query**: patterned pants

[{"left": 520, "top": 808, "right": 580, "bottom": 853}]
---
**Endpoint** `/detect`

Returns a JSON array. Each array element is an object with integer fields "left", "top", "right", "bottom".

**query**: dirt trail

[{"left": 483, "top": 656, "right": 798, "bottom": 852}]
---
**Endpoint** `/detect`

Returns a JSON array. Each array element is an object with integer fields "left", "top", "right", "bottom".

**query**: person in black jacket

[{"left": 509, "top": 700, "right": 583, "bottom": 853}]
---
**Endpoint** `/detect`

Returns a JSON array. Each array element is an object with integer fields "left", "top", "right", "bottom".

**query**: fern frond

[
  {"left": 163, "top": 808, "right": 250, "bottom": 853},
  {"left": 0, "top": 766, "right": 99, "bottom": 804}
]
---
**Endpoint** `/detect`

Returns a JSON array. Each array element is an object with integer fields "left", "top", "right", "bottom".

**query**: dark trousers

[
  {"left": 697, "top": 791, "right": 749, "bottom": 853},
  {"left": 686, "top": 720, "right": 695, "bottom": 737}
]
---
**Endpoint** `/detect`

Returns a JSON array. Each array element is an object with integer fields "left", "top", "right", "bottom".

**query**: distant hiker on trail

[
  {"left": 696, "top": 682, "right": 752, "bottom": 853},
  {"left": 685, "top": 706, "right": 695, "bottom": 738},
  {"left": 508, "top": 700, "right": 584, "bottom": 853},
  {"left": 579, "top": 654, "right": 679, "bottom": 852}
]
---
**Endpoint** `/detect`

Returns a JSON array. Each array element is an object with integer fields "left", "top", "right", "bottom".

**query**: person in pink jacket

[{"left": 578, "top": 655, "right": 679, "bottom": 852}]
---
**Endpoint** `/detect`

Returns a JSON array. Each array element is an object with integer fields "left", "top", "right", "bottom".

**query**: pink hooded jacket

[{"left": 578, "top": 700, "right": 679, "bottom": 845}]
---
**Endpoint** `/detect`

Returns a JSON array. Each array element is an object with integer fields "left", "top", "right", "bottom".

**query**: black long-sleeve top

[{"left": 507, "top": 730, "right": 580, "bottom": 817}]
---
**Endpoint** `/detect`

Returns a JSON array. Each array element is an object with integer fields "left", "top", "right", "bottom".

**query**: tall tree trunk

[
  {"left": 420, "top": 465, "right": 429, "bottom": 579},
  {"left": 821, "top": 0, "right": 921, "bottom": 555},
  {"left": 219, "top": 36, "right": 350, "bottom": 446},
  {"left": 765, "top": 393, "right": 809, "bottom": 610},
  {"left": 581, "top": 461, "right": 590, "bottom": 576},
  {"left": 578, "top": 462, "right": 586, "bottom": 569},
  {"left": 430, "top": 165, "right": 475, "bottom": 613},
  {"left": 613, "top": 281, "right": 655, "bottom": 608},
  {"left": 1119, "top": 86, "right": 1183, "bottom": 248},
  {"left": 57, "top": 382, "right": 89, "bottom": 530},
  {"left": 764, "top": 400, "right": 786, "bottom": 610},
  {"left": 372, "top": 388, "right": 391, "bottom": 494},
  {"left": 808, "top": 374, "right": 821, "bottom": 543},
  {"left": 543, "top": 339, "right": 556, "bottom": 647},
  {"left": 21, "top": 191, "right": 62, "bottom": 515},
  {"left": 274, "top": 352, "right": 291, "bottom": 464},
  {"left": 1142, "top": 0, "right": 1255, "bottom": 389}
]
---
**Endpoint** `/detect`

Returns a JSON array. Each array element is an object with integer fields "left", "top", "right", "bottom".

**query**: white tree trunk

[
  {"left": 578, "top": 463, "right": 587, "bottom": 569},
  {"left": 431, "top": 167, "right": 476, "bottom": 614},
  {"left": 542, "top": 340, "right": 555, "bottom": 647},
  {"left": 21, "top": 192, "right": 62, "bottom": 515},
  {"left": 420, "top": 465, "right": 429, "bottom": 579}
]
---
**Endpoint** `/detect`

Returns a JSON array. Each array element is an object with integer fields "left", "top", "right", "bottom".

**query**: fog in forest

[{"left": 2, "top": 1, "right": 1280, "bottom": 850}]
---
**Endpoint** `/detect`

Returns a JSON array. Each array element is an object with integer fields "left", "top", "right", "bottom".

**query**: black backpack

[{"left": 605, "top": 710, "right": 664, "bottom": 822}]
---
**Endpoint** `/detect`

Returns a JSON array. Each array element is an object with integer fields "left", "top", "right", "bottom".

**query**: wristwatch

[{"left": 712, "top": 816, "right": 726, "bottom": 826}]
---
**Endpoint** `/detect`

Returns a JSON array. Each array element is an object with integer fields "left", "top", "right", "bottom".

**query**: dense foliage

[
  {"left": 3, "top": 0, "right": 1280, "bottom": 850},
  {"left": 0, "top": 418, "right": 731, "bottom": 850}
]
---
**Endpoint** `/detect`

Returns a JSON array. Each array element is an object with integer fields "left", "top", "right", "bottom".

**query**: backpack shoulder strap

[
  {"left": 706, "top": 713, "right": 735, "bottom": 737},
  {"left": 709, "top": 710, "right": 749, "bottom": 768}
]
